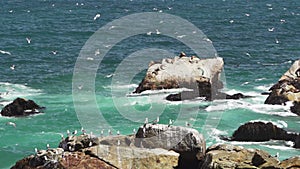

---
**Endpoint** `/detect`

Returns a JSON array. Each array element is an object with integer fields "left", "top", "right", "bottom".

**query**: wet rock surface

[{"left": 1, "top": 97, "right": 44, "bottom": 117}]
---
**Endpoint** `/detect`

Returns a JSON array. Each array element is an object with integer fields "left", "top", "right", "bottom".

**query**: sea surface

[{"left": 0, "top": 0, "right": 299, "bottom": 168}]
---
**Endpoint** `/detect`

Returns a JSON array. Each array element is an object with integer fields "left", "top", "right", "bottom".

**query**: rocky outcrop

[
  {"left": 87, "top": 144, "right": 179, "bottom": 169},
  {"left": 225, "top": 121, "right": 300, "bottom": 149},
  {"left": 0, "top": 97, "right": 44, "bottom": 117},
  {"left": 264, "top": 60, "right": 300, "bottom": 115},
  {"left": 135, "top": 123, "right": 206, "bottom": 169},
  {"left": 280, "top": 156, "right": 300, "bottom": 169},
  {"left": 134, "top": 53, "right": 225, "bottom": 101},
  {"left": 12, "top": 124, "right": 204, "bottom": 169},
  {"left": 11, "top": 148, "right": 116, "bottom": 169},
  {"left": 200, "top": 144, "right": 281, "bottom": 169},
  {"left": 291, "top": 101, "right": 300, "bottom": 116}
]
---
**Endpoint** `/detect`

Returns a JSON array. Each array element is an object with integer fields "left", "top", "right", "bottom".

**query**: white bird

[
  {"left": 108, "top": 129, "right": 112, "bottom": 135},
  {"left": 46, "top": 144, "right": 50, "bottom": 150},
  {"left": 146, "top": 31, "right": 152, "bottom": 36},
  {"left": 142, "top": 127, "right": 146, "bottom": 137},
  {"left": 152, "top": 116, "right": 159, "bottom": 124},
  {"left": 26, "top": 37, "right": 31, "bottom": 44},
  {"left": 275, "top": 38, "right": 279, "bottom": 44},
  {"left": 72, "top": 130, "right": 77, "bottom": 135},
  {"left": 93, "top": 13, "right": 101, "bottom": 20},
  {"left": 133, "top": 128, "right": 136, "bottom": 134},
  {"left": 245, "top": 13, "right": 250, "bottom": 17},
  {"left": 6, "top": 121, "right": 16, "bottom": 128},
  {"left": 51, "top": 51, "right": 57, "bottom": 55},
  {"left": 89, "top": 141, "right": 93, "bottom": 146},
  {"left": 10, "top": 65, "right": 15, "bottom": 70},
  {"left": 229, "top": 20, "right": 234, "bottom": 23},
  {"left": 34, "top": 148, "right": 38, "bottom": 154},
  {"left": 144, "top": 118, "right": 148, "bottom": 124},
  {"left": 168, "top": 119, "right": 173, "bottom": 127},
  {"left": 100, "top": 129, "right": 104, "bottom": 137},
  {"left": 0, "top": 50, "right": 11, "bottom": 55},
  {"left": 155, "top": 29, "right": 161, "bottom": 35},
  {"left": 268, "top": 27, "right": 275, "bottom": 32},
  {"left": 117, "top": 140, "right": 120, "bottom": 146},
  {"left": 44, "top": 156, "right": 48, "bottom": 160},
  {"left": 67, "top": 130, "right": 70, "bottom": 137},
  {"left": 94, "top": 49, "right": 100, "bottom": 56},
  {"left": 117, "top": 130, "right": 120, "bottom": 135}
]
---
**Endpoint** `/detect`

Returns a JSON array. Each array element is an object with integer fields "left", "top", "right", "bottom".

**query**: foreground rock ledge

[
  {"left": 133, "top": 53, "right": 225, "bottom": 100},
  {"left": 1, "top": 97, "right": 44, "bottom": 117}
]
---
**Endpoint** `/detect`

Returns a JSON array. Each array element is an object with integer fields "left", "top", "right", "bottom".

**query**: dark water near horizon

[{"left": 0, "top": 0, "right": 299, "bottom": 168}]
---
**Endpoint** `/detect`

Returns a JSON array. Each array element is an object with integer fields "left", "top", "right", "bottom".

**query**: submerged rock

[
  {"left": 0, "top": 97, "right": 44, "bottom": 117},
  {"left": 134, "top": 53, "right": 225, "bottom": 101},
  {"left": 200, "top": 144, "right": 281, "bottom": 169}
]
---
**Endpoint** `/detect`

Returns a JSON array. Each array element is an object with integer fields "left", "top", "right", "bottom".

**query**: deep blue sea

[{"left": 0, "top": 0, "right": 299, "bottom": 168}]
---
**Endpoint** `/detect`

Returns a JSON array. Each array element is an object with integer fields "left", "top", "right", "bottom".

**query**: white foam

[
  {"left": 249, "top": 120, "right": 288, "bottom": 128},
  {"left": 262, "top": 145, "right": 295, "bottom": 150}
]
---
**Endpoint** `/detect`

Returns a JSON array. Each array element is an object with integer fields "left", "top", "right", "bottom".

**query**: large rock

[
  {"left": 134, "top": 53, "right": 224, "bottom": 101},
  {"left": 200, "top": 144, "right": 281, "bottom": 169},
  {"left": 264, "top": 60, "right": 300, "bottom": 116},
  {"left": 58, "top": 134, "right": 99, "bottom": 152},
  {"left": 11, "top": 148, "right": 116, "bottom": 169},
  {"left": 135, "top": 123, "right": 206, "bottom": 169},
  {"left": 226, "top": 121, "right": 300, "bottom": 149},
  {"left": 87, "top": 144, "right": 179, "bottom": 169},
  {"left": 0, "top": 98, "right": 44, "bottom": 117},
  {"left": 280, "top": 156, "right": 300, "bottom": 169}
]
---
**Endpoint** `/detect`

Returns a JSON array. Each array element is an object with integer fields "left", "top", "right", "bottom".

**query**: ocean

[{"left": 0, "top": 0, "right": 299, "bottom": 168}]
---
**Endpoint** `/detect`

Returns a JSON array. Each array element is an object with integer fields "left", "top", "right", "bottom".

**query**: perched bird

[
  {"left": 142, "top": 127, "right": 146, "bottom": 137},
  {"left": 168, "top": 119, "right": 173, "bottom": 127},
  {"left": 34, "top": 148, "right": 38, "bottom": 154},
  {"left": 46, "top": 144, "right": 50, "bottom": 150},
  {"left": 133, "top": 128, "right": 136, "bottom": 135},
  {"left": 67, "top": 130, "right": 70, "bottom": 137},
  {"left": 117, "top": 140, "right": 120, "bottom": 146},
  {"left": 185, "top": 121, "right": 191, "bottom": 127},
  {"left": 144, "top": 118, "right": 148, "bottom": 124},
  {"left": 100, "top": 129, "right": 104, "bottom": 137},
  {"left": 89, "top": 141, "right": 93, "bottom": 147},
  {"left": 108, "top": 129, "right": 112, "bottom": 136},
  {"left": 72, "top": 130, "right": 77, "bottom": 135},
  {"left": 81, "top": 127, "right": 86, "bottom": 135},
  {"left": 117, "top": 130, "right": 120, "bottom": 135},
  {"left": 152, "top": 116, "right": 159, "bottom": 124}
]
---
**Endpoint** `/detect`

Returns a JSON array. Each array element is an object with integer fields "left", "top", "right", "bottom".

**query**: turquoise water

[{"left": 0, "top": 1, "right": 299, "bottom": 168}]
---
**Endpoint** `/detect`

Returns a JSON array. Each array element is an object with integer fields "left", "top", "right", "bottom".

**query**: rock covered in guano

[{"left": 134, "top": 53, "right": 224, "bottom": 101}]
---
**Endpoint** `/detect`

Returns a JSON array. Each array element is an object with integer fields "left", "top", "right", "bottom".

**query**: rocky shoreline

[
  {"left": 4, "top": 54, "right": 300, "bottom": 168},
  {"left": 11, "top": 123, "right": 300, "bottom": 169}
]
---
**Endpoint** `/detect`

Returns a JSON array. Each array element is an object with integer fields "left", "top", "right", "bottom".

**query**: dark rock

[
  {"left": 225, "top": 93, "right": 252, "bottom": 100},
  {"left": 1, "top": 98, "right": 44, "bottom": 117},
  {"left": 230, "top": 121, "right": 291, "bottom": 142},
  {"left": 200, "top": 144, "right": 281, "bottom": 169},
  {"left": 290, "top": 101, "right": 300, "bottom": 116}
]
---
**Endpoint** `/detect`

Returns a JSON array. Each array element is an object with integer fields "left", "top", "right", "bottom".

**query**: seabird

[
  {"left": 6, "top": 122, "right": 16, "bottom": 128},
  {"left": 133, "top": 128, "right": 136, "bottom": 134},
  {"left": 34, "top": 148, "right": 38, "bottom": 154},
  {"left": 152, "top": 116, "right": 159, "bottom": 124},
  {"left": 185, "top": 121, "right": 191, "bottom": 127},
  {"left": 108, "top": 129, "right": 112, "bottom": 136},
  {"left": 94, "top": 49, "right": 100, "bottom": 56},
  {"left": 179, "top": 52, "right": 186, "bottom": 58},
  {"left": 51, "top": 51, "right": 57, "bottom": 55},
  {"left": 0, "top": 50, "right": 11, "bottom": 55},
  {"left": 81, "top": 127, "right": 86, "bottom": 135},
  {"left": 26, "top": 37, "right": 31, "bottom": 44},
  {"left": 117, "top": 130, "right": 120, "bottom": 135},
  {"left": 10, "top": 65, "right": 15, "bottom": 70},
  {"left": 168, "top": 119, "right": 173, "bottom": 127},
  {"left": 46, "top": 144, "right": 50, "bottom": 150},
  {"left": 101, "top": 129, "right": 104, "bottom": 137},
  {"left": 268, "top": 27, "right": 275, "bottom": 32},
  {"left": 72, "top": 130, "right": 77, "bottom": 135},
  {"left": 67, "top": 130, "right": 70, "bottom": 137},
  {"left": 117, "top": 140, "right": 120, "bottom": 146},
  {"left": 142, "top": 127, "right": 146, "bottom": 137},
  {"left": 155, "top": 29, "right": 161, "bottom": 35},
  {"left": 93, "top": 13, "right": 101, "bottom": 20},
  {"left": 144, "top": 118, "right": 149, "bottom": 124},
  {"left": 146, "top": 31, "right": 152, "bottom": 36},
  {"left": 89, "top": 141, "right": 93, "bottom": 147}
]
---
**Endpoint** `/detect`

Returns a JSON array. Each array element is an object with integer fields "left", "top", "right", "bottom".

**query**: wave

[
  {"left": 127, "top": 88, "right": 193, "bottom": 97},
  {"left": 0, "top": 82, "right": 42, "bottom": 106},
  {"left": 249, "top": 119, "right": 288, "bottom": 128}
]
